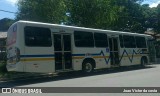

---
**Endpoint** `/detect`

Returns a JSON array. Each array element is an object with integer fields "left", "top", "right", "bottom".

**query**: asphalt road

[{"left": 1, "top": 64, "right": 160, "bottom": 96}]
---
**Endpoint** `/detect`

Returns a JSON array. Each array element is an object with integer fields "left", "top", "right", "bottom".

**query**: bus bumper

[{"left": 6, "top": 64, "right": 16, "bottom": 71}]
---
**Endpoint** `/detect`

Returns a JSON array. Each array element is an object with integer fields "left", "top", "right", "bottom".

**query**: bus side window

[
  {"left": 123, "top": 35, "right": 136, "bottom": 48},
  {"left": 94, "top": 33, "right": 108, "bottom": 47},
  {"left": 24, "top": 26, "right": 52, "bottom": 47},
  {"left": 119, "top": 35, "right": 124, "bottom": 48},
  {"left": 135, "top": 36, "right": 147, "bottom": 48},
  {"left": 74, "top": 31, "right": 94, "bottom": 47}
]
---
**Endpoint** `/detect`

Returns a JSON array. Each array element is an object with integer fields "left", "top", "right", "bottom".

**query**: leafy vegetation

[
  {"left": 15, "top": 0, "right": 160, "bottom": 34},
  {"left": 0, "top": 61, "right": 7, "bottom": 77},
  {"left": 0, "top": 0, "right": 159, "bottom": 33},
  {"left": 16, "top": 0, "right": 67, "bottom": 24}
]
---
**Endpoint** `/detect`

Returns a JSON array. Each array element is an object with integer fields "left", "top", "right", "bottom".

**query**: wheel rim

[{"left": 85, "top": 63, "right": 92, "bottom": 72}]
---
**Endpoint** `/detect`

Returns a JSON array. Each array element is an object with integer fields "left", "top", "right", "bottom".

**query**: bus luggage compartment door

[{"left": 53, "top": 34, "right": 72, "bottom": 71}]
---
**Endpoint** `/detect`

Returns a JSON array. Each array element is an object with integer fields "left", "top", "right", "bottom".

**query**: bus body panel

[
  {"left": 23, "top": 23, "right": 55, "bottom": 73},
  {"left": 6, "top": 20, "right": 153, "bottom": 73},
  {"left": 7, "top": 22, "right": 25, "bottom": 72},
  {"left": 72, "top": 47, "right": 111, "bottom": 70},
  {"left": 23, "top": 47, "right": 55, "bottom": 73},
  {"left": 119, "top": 48, "right": 148, "bottom": 66}
]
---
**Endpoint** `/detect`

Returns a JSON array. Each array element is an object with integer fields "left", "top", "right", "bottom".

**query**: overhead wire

[{"left": 0, "top": 9, "right": 17, "bottom": 14}]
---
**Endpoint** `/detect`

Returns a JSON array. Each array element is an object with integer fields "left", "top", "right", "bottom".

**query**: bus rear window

[
  {"left": 7, "top": 24, "right": 17, "bottom": 46},
  {"left": 135, "top": 36, "right": 147, "bottom": 48},
  {"left": 24, "top": 26, "right": 52, "bottom": 47}
]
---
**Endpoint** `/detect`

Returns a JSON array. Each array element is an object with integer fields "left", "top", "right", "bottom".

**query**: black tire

[{"left": 82, "top": 61, "right": 94, "bottom": 73}]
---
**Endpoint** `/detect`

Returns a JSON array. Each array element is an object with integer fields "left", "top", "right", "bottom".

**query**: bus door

[
  {"left": 53, "top": 34, "right": 72, "bottom": 71},
  {"left": 109, "top": 36, "right": 119, "bottom": 66}
]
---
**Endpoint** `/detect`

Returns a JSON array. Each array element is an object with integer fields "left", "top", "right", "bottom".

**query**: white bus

[{"left": 6, "top": 20, "right": 154, "bottom": 73}]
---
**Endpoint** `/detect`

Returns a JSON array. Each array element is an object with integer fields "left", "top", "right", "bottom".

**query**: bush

[{"left": 0, "top": 61, "right": 8, "bottom": 76}]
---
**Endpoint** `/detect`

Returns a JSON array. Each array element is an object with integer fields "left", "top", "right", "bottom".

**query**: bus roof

[{"left": 17, "top": 20, "right": 151, "bottom": 37}]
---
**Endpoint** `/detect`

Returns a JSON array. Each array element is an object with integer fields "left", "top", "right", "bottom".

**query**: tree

[
  {"left": 141, "top": 4, "right": 158, "bottom": 33},
  {"left": 66, "top": 0, "right": 126, "bottom": 29},
  {"left": 0, "top": 18, "right": 14, "bottom": 31},
  {"left": 66, "top": 0, "right": 146, "bottom": 33},
  {"left": 155, "top": 4, "right": 160, "bottom": 33},
  {"left": 16, "top": 0, "right": 67, "bottom": 24},
  {"left": 16, "top": 0, "right": 157, "bottom": 34}
]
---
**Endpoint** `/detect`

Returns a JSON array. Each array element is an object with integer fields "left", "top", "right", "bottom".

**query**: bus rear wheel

[{"left": 82, "top": 61, "right": 94, "bottom": 73}]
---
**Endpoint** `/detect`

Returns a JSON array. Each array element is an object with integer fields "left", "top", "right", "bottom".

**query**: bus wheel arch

[
  {"left": 82, "top": 58, "right": 96, "bottom": 73},
  {"left": 141, "top": 56, "right": 148, "bottom": 67}
]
